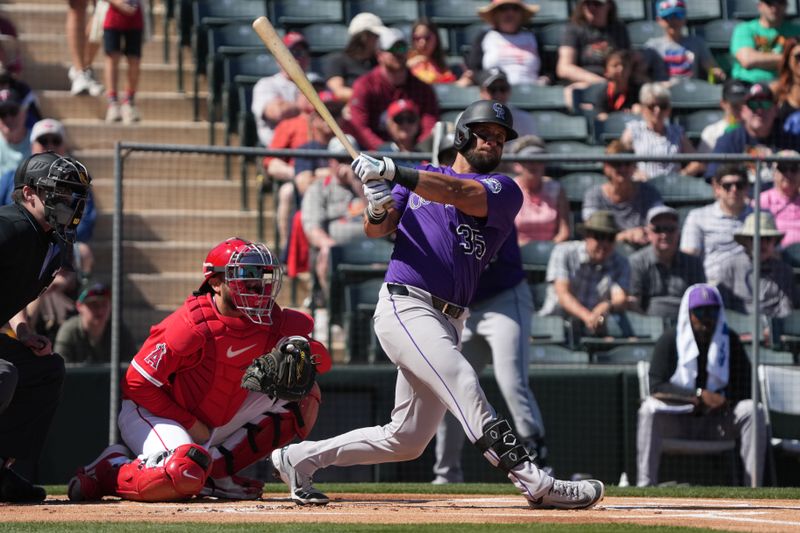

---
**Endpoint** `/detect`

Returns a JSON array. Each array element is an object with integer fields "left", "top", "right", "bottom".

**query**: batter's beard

[{"left": 463, "top": 146, "right": 501, "bottom": 174}]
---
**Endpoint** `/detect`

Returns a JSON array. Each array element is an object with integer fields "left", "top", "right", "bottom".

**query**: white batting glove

[
  {"left": 363, "top": 179, "right": 394, "bottom": 215},
  {"left": 352, "top": 153, "right": 396, "bottom": 184}
]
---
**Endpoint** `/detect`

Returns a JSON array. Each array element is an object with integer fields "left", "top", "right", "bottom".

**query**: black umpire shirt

[{"left": 0, "top": 203, "right": 67, "bottom": 325}]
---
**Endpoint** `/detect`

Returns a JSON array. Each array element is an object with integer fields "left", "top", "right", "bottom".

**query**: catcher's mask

[
  {"left": 15, "top": 152, "right": 91, "bottom": 242},
  {"left": 224, "top": 241, "right": 282, "bottom": 325}
]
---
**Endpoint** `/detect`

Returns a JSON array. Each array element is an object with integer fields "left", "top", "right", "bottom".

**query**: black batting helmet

[{"left": 453, "top": 99, "right": 518, "bottom": 152}]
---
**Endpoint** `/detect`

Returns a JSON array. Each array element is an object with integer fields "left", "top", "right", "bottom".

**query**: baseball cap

[
  {"left": 348, "top": 12, "right": 386, "bottom": 36},
  {"left": 30, "top": 118, "right": 65, "bottom": 145},
  {"left": 13, "top": 151, "right": 60, "bottom": 190},
  {"left": 687, "top": 284, "right": 721, "bottom": 310},
  {"left": 78, "top": 282, "right": 111, "bottom": 304},
  {"left": 378, "top": 27, "right": 407, "bottom": 52},
  {"left": 746, "top": 82, "right": 773, "bottom": 102},
  {"left": 306, "top": 71, "right": 326, "bottom": 89},
  {"left": 316, "top": 89, "right": 344, "bottom": 115},
  {"left": 513, "top": 135, "right": 548, "bottom": 156},
  {"left": 476, "top": 67, "right": 508, "bottom": 89},
  {"left": 646, "top": 205, "right": 679, "bottom": 225},
  {"left": 722, "top": 79, "right": 748, "bottom": 104},
  {"left": 655, "top": 0, "right": 686, "bottom": 19},
  {"left": 282, "top": 31, "right": 308, "bottom": 50},
  {"left": 387, "top": 99, "right": 419, "bottom": 120},
  {"left": 0, "top": 87, "right": 21, "bottom": 116},
  {"left": 328, "top": 134, "right": 359, "bottom": 155}
]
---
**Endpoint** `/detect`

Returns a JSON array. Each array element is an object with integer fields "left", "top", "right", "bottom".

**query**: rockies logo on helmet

[{"left": 453, "top": 100, "right": 518, "bottom": 152}]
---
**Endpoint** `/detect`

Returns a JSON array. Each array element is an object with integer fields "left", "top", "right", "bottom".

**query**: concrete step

[
  {"left": 20, "top": 33, "right": 170, "bottom": 66},
  {"left": 26, "top": 60, "right": 201, "bottom": 93},
  {"left": 62, "top": 118, "right": 226, "bottom": 149},
  {"left": 39, "top": 90, "right": 207, "bottom": 121},
  {"left": 0, "top": 3, "right": 167, "bottom": 35},
  {"left": 74, "top": 149, "right": 262, "bottom": 181},
  {"left": 93, "top": 209, "right": 273, "bottom": 243},
  {"left": 93, "top": 240, "right": 224, "bottom": 274},
  {"left": 90, "top": 178, "right": 260, "bottom": 210}
]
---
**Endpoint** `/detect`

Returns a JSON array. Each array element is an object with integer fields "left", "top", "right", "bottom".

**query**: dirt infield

[{"left": 4, "top": 494, "right": 800, "bottom": 532}]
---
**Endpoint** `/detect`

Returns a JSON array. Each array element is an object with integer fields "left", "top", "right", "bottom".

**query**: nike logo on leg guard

[
  {"left": 183, "top": 471, "right": 201, "bottom": 481},
  {"left": 227, "top": 344, "right": 257, "bottom": 358}
]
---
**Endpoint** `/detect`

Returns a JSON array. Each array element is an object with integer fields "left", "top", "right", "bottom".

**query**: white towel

[{"left": 670, "top": 284, "right": 729, "bottom": 394}]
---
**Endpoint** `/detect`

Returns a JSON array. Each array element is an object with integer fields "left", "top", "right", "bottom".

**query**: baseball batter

[
  {"left": 68, "top": 238, "right": 332, "bottom": 502},
  {"left": 272, "top": 100, "right": 604, "bottom": 509}
]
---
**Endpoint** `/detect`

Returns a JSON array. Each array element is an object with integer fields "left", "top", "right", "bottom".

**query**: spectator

[
  {"left": 620, "top": 83, "right": 702, "bottom": 179},
  {"left": 681, "top": 164, "right": 752, "bottom": 284},
  {"left": 576, "top": 49, "right": 641, "bottom": 120},
  {"left": 706, "top": 82, "right": 800, "bottom": 181},
  {"left": 628, "top": 206, "right": 706, "bottom": 319},
  {"left": 645, "top": 0, "right": 725, "bottom": 82},
  {"left": 377, "top": 99, "right": 424, "bottom": 166},
  {"left": 323, "top": 12, "right": 384, "bottom": 102},
  {"left": 54, "top": 282, "right": 135, "bottom": 365},
  {"left": 0, "top": 65, "right": 42, "bottom": 131},
  {"left": 697, "top": 79, "right": 748, "bottom": 153},
  {"left": 465, "top": 0, "right": 544, "bottom": 86},
  {"left": 760, "top": 149, "right": 800, "bottom": 246},
  {"left": 583, "top": 140, "right": 664, "bottom": 247},
  {"left": 557, "top": 0, "right": 631, "bottom": 86},
  {"left": 774, "top": 38, "right": 800, "bottom": 131},
  {"left": 511, "top": 135, "right": 570, "bottom": 245},
  {"left": 0, "top": 15, "right": 22, "bottom": 76},
  {"left": 475, "top": 67, "right": 538, "bottom": 152},
  {"left": 408, "top": 18, "right": 457, "bottom": 85},
  {"left": 731, "top": 0, "right": 800, "bottom": 84},
  {"left": 539, "top": 210, "right": 630, "bottom": 338},
  {"left": 349, "top": 27, "right": 439, "bottom": 150},
  {"left": 102, "top": 0, "right": 145, "bottom": 123},
  {"left": 67, "top": 0, "right": 104, "bottom": 96},
  {"left": 251, "top": 32, "right": 311, "bottom": 147},
  {"left": 718, "top": 212, "right": 800, "bottom": 318},
  {"left": 636, "top": 284, "right": 766, "bottom": 487},
  {"left": 300, "top": 136, "right": 366, "bottom": 305},
  {"left": 0, "top": 88, "right": 31, "bottom": 164}
]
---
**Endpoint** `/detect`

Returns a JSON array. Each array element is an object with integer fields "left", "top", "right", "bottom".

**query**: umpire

[{"left": 0, "top": 152, "right": 91, "bottom": 502}]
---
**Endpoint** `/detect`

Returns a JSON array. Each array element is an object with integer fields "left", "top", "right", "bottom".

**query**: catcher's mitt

[{"left": 241, "top": 336, "right": 318, "bottom": 402}]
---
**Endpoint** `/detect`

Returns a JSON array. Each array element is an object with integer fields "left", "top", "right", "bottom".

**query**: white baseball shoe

[
  {"left": 527, "top": 479, "right": 604, "bottom": 510},
  {"left": 270, "top": 446, "right": 329, "bottom": 506}
]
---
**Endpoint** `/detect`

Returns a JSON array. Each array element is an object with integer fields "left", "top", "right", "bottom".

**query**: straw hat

[
  {"left": 478, "top": 0, "right": 540, "bottom": 24},
  {"left": 734, "top": 212, "right": 784, "bottom": 244},
  {"left": 577, "top": 210, "right": 620, "bottom": 236}
]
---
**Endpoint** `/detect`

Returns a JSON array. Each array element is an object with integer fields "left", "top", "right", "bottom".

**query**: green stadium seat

[
  {"left": 528, "top": 0, "right": 570, "bottom": 26},
  {"left": 432, "top": 83, "right": 481, "bottom": 111},
  {"left": 648, "top": 173, "right": 714, "bottom": 206},
  {"left": 532, "top": 111, "right": 589, "bottom": 141},
  {"left": 272, "top": 0, "right": 344, "bottom": 25},
  {"left": 345, "top": 278, "right": 385, "bottom": 363},
  {"left": 509, "top": 84, "right": 567, "bottom": 111},
  {"left": 727, "top": 0, "right": 797, "bottom": 19},
  {"left": 530, "top": 282, "right": 548, "bottom": 310},
  {"left": 424, "top": 0, "right": 488, "bottom": 25},
  {"left": 594, "top": 111, "right": 640, "bottom": 143},
  {"left": 519, "top": 241, "right": 555, "bottom": 282},
  {"left": 693, "top": 19, "right": 740, "bottom": 50},
  {"left": 616, "top": 0, "right": 647, "bottom": 21},
  {"left": 345, "top": 0, "right": 420, "bottom": 24},
  {"left": 627, "top": 20, "right": 664, "bottom": 48},
  {"left": 529, "top": 344, "right": 590, "bottom": 364},
  {"left": 669, "top": 79, "right": 723, "bottom": 111},
  {"left": 530, "top": 315, "right": 567, "bottom": 345},
  {"left": 758, "top": 364, "right": 800, "bottom": 480},
  {"left": 303, "top": 22, "right": 350, "bottom": 54},
  {"left": 559, "top": 172, "right": 607, "bottom": 204},
  {"left": 676, "top": 109, "right": 724, "bottom": 142},
  {"left": 545, "top": 141, "right": 605, "bottom": 176},
  {"left": 451, "top": 23, "right": 490, "bottom": 56},
  {"left": 592, "top": 344, "right": 654, "bottom": 364},
  {"left": 682, "top": 0, "right": 723, "bottom": 21}
]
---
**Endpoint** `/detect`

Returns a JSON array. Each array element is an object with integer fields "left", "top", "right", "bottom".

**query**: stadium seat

[
  {"left": 683, "top": 0, "right": 723, "bottom": 22},
  {"left": 536, "top": 22, "right": 567, "bottom": 53},
  {"left": 627, "top": 20, "right": 664, "bottom": 48},
  {"left": 303, "top": 22, "right": 350, "bottom": 54},
  {"left": 545, "top": 141, "right": 605, "bottom": 176},
  {"left": 758, "top": 364, "right": 800, "bottom": 484},
  {"left": 782, "top": 242, "right": 800, "bottom": 273},
  {"left": 648, "top": 173, "right": 714, "bottom": 206},
  {"left": 528, "top": 0, "right": 570, "bottom": 26},
  {"left": 726, "top": 0, "right": 797, "bottom": 19},
  {"left": 530, "top": 315, "right": 567, "bottom": 345},
  {"left": 450, "top": 23, "right": 490, "bottom": 56},
  {"left": 519, "top": 241, "right": 555, "bottom": 282},
  {"left": 222, "top": 53, "right": 280, "bottom": 153},
  {"left": 532, "top": 111, "right": 589, "bottom": 141},
  {"left": 615, "top": 0, "right": 647, "bottom": 21},
  {"left": 725, "top": 308, "right": 754, "bottom": 342},
  {"left": 694, "top": 19, "right": 740, "bottom": 50},
  {"left": 770, "top": 309, "right": 800, "bottom": 354},
  {"left": 432, "top": 83, "right": 480, "bottom": 111},
  {"left": 668, "top": 79, "right": 723, "bottom": 111},
  {"left": 746, "top": 347, "right": 796, "bottom": 365},
  {"left": 271, "top": 0, "right": 344, "bottom": 25},
  {"left": 344, "top": 278, "right": 385, "bottom": 363},
  {"left": 559, "top": 172, "right": 607, "bottom": 204},
  {"left": 593, "top": 111, "right": 640, "bottom": 144},
  {"left": 676, "top": 109, "right": 724, "bottom": 142},
  {"left": 580, "top": 311, "right": 662, "bottom": 354},
  {"left": 509, "top": 84, "right": 567, "bottom": 111},
  {"left": 345, "top": 0, "right": 420, "bottom": 24},
  {"left": 424, "top": 0, "right": 488, "bottom": 25},
  {"left": 592, "top": 344, "right": 653, "bottom": 364},
  {"left": 530, "top": 282, "right": 548, "bottom": 310},
  {"left": 529, "top": 344, "right": 590, "bottom": 364}
]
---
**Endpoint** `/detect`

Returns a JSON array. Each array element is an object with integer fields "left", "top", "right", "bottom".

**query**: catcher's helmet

[
  {"left": 13, "top": 151, "right": 91, "bottom": 243},
  {"left": 199, "top": 238, "right": 283, "bottom": 325},
  {"left": 453, "top": 100, "right": 518, "bottom": 152}
]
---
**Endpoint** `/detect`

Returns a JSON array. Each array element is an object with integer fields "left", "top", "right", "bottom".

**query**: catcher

[{"left": 68, "top": 237, "right": 331, "bottom": 502}]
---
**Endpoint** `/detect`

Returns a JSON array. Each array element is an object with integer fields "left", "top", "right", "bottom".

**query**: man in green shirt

[{"left": 731, "top": 0, "right": 800, "bottom": 83}]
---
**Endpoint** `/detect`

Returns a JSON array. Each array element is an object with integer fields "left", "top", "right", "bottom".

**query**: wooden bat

[{"left": 252, "top": 16, "right": 359, "bottom": 160}]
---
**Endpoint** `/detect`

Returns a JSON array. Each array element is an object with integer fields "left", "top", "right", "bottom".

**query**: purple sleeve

[
  {"left": 477, "top": 174, "right": 523, "bottom": 233},
  {"left": 391, "top": 183, "right": 410, "bottom": 213}
]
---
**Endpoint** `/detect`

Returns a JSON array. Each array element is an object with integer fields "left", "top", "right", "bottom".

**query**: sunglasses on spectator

[
  {"left": 777, "top": 162, "right": 800, "bottom": 173},
  {"left": 719, "top": 180, "right": 747, "bottom": 191},
  {"left": 386, "top": 43, "right": 409, "bottom": 55},
  {"left": 587, "top": 231, "right": 615, "bottom": 242},
  {"left": 746, "top": 99, "right": 774, "bottom": 111},
  {"left": 392, "top": 113, "right": 418, "bottom": 125},
  {"left": 690, "top": 305, "right": 719, "bottom": 320},
  {"left": 645, "top": 101, "right": 671, "bottom": 111},
  {"left": 650, "top": 224, "right": 678, "bottom": 234},
  {"left": 36, "top": 134, "right": 63, "bottom": 148}
]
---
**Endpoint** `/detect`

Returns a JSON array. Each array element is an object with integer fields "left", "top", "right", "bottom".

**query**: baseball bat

[{"left": 252, "top": 16, "right": 359, "bottom": 160}]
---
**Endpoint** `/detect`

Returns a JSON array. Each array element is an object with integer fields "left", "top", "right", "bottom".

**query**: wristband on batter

[
  {"left": 366, "top": 204, "right": 387, "bottom": 225},
  {"left": 391, "top": 165, "right": 419, "bottom": 191}
]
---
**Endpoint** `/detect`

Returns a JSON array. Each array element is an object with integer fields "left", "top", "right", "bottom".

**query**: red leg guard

[
  {"left": 116, "top": 444, "right": 212, "bottom": 502},
  {"left": 209, "top": 383, "right": 321, "bottom": 478}
]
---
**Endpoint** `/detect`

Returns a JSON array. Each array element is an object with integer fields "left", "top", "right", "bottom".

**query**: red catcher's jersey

[{"left": 122, "top": 293, "right": 326, "bottom": 429}]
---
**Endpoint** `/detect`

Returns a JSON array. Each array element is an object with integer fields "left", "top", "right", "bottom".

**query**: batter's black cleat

[
  {"left": 270, "top": 446, "right": 329, "bottom": 506},
  {"left": 0, "top": 467, "right": 46, "bottom": 503},
  {"left": 527, "top": 479, "right": 604, "bottom": 510}
]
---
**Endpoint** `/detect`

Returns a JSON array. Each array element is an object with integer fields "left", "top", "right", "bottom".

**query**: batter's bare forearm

[
  {"left": 364, "top": 208, "right": 399, "bottom": 237},
  {"left": 413, "top": 170, "right": 487, "bottom": 217}
]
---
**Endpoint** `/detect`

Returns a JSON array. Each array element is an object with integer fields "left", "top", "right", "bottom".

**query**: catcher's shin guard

[
  {"left": 475, "top": 419, "right": 532, "bottom": 473},
  {"left": 116, "top": 444, "right": 212, "bottom": 502},
  {"left": 209, "top": 383, "right": 321, "bottom": 478}
]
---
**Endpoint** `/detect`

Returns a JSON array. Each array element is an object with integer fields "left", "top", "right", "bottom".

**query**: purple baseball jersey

[
  {"left": 471, "top": 227, "right": 526, "bottom": 304},
  {"left": 384, "top": 164, "right": 523, "bottom": 307}
]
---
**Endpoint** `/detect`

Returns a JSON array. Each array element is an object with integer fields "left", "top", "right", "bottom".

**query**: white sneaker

[
  {"left": 121, "top": 102, "right": 141, "bottom": 124},
  {"left": 84, "top": 69, "right": 105, "bottom": 97},
  {"left": 106, "top": 102, "right": 122, "bottom": 122},
  {"left": 68, "top": 66, "right": 80, "bottom": 81},
  {"left": 70, "top": 71, "right": 91, "bottom": 96},
  {"left": 270, "top": 446, "right": 329, "bottom": 506},
  {"left": 528, "top": 479, "right": 604, "bottom": 510}
]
